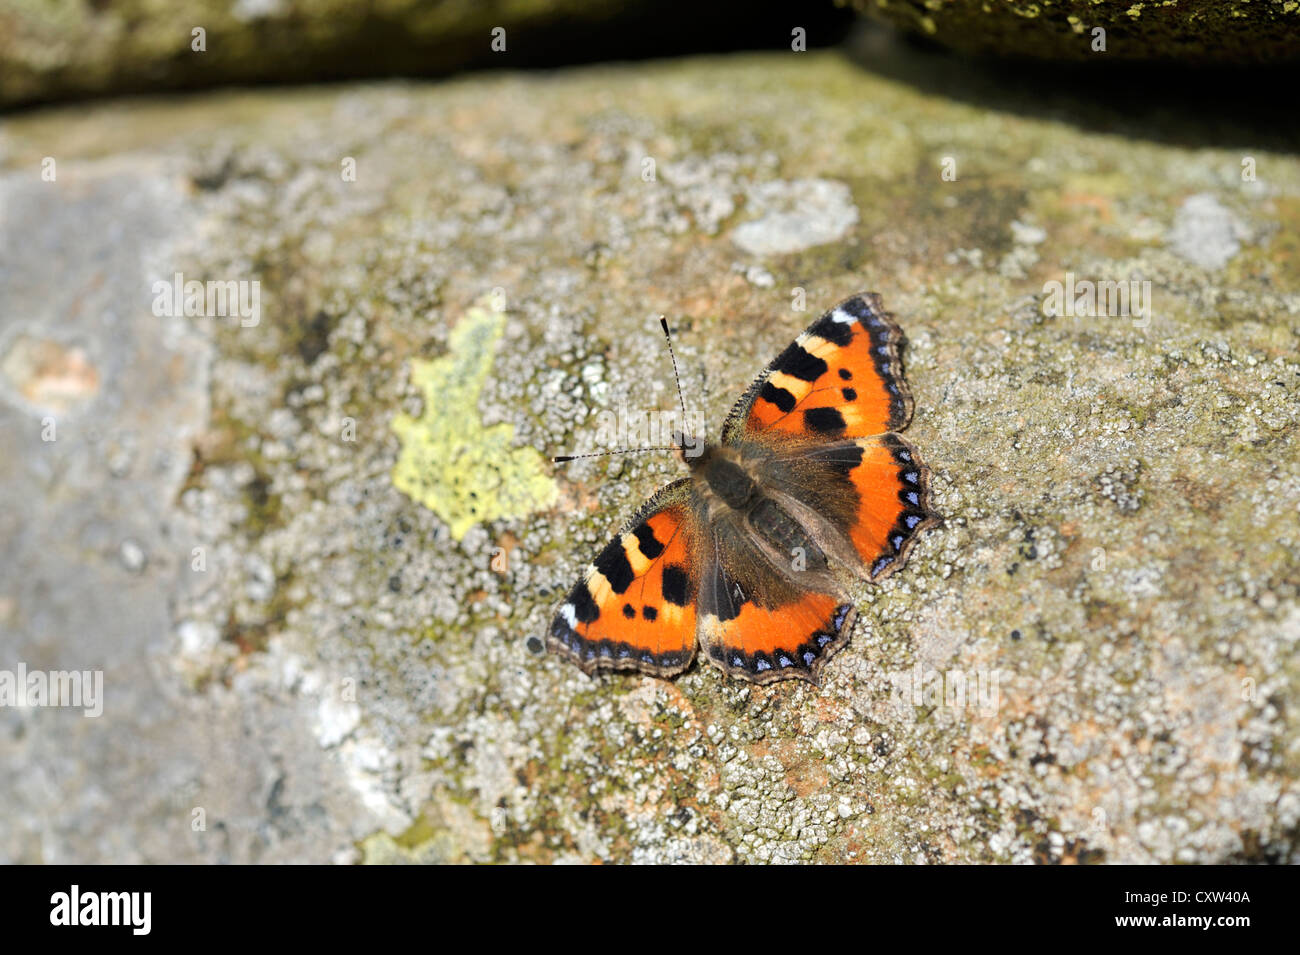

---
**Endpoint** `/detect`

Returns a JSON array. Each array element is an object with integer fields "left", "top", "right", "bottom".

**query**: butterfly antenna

[
  {"left": 659, "top": 316, "right": 689, "bottom": 449},
  {"left": 553, "top": 447, "right": 679, "bottom": 464},
  {"left": 552, "top": 317, "right": 693, "bottom": 464}
]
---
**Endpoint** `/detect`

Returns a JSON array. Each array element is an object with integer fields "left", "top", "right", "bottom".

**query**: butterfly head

[{"left": 671, "top": 430, "right": 707, "bottom": 464}]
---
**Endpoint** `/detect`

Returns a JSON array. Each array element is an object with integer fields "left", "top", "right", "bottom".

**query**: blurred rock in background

[
  {"left": 0, "top": 0, "right": 854, "bottom": 109},
  {"left": 4, "top": 0, "right": 1297, "bottom": 112},
  {"left": 851, "top": 0, "right": 1300, "bottom": 64}
]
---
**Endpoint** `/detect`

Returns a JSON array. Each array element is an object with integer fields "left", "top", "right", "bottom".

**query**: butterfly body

[
  {"left": 549, "top": 294, "right": 937, "bottom": 684},
  {"left": 681, "top": 437, "right": 864, "bottom": 601}
]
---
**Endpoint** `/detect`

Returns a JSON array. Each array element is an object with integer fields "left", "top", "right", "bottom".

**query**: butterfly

[{"left": 547, "top": 293, "right": 937, "bottom": 684}]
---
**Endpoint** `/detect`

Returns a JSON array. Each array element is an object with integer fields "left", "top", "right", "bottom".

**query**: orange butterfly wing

[
  {"left": 697, "top": 576, "right": 856, "bottom": 685},
  {"left": 802, "top": 435, "right": 939, "bottom": 580},
  {"left": 724, "top": 293, "right": 937, "bottom": 582},
  {"left": 722, "top": 293, "right": 913, "bottom": 443},
  {"left": 548, "top": 480, "right": 700, "bottom": 677}
]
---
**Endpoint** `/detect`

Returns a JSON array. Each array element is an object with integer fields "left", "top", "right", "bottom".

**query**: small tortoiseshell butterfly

[{"left": 548, "top": 293, "right": 937, "bottom": 684}]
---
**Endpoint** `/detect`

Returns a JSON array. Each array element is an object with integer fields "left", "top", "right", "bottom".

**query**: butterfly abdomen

[{"left": 748, "top": 497, "right": 826, "bottom": 572}]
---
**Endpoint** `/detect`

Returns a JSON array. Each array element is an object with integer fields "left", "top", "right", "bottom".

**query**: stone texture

[
  {"left": 0, "top": 0, "right": 854, "bottom": 109},
  {"left": 1, "top": 34, "right": 1298, "bottom": 863},
  {"left": 853, "top": 0, "right": 1300, "bottom": 64}
]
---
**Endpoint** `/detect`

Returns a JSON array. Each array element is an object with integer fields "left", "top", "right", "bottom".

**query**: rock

[
  {"left": 732, "top": 179, "right": 860, "bottom": 256},
  {"left": 119, "top": 539, "right": 147, "bottom": 573},
  {"left": 851, "top": 0, "right": 1300, "bottom": 64},
  {"left": 1167, "top": 194, "right": 1247, "bottom": 270},
  {"left": 389, "top": 299, "right": 557, "bottom": 541},
  {"left": 0, "top": 334, "right": 100, "bottom": 415},
  {"left": 0, "top": 0, "right": 855, "bottom": 110},
  {"left": 1, "top": 38, "right": 1298, "bottom": 864}
]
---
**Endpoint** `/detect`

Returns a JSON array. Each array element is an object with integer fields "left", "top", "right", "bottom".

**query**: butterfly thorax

[
  {"left": 681, "top": 442, "right": 757, "bottom": 509},
  {"left": 681, "top": 441, "right": 838, "bottom": 598}
]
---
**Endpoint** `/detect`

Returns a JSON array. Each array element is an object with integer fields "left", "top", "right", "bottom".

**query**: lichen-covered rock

[
  {"left": 0, "top": 0, "right": 612, "bottom": 108},
  {"left": 0, "top": 0, "right": 853, "bottom": 110},
  {"left": 852, "top": 0, "right": 1300, "bottom": 64},
  {"left": 390, "top": 298, "right": 557, "bottom": 540},
  {"left": 1, "top": 41, "right": 1298, "bottom": 863}
]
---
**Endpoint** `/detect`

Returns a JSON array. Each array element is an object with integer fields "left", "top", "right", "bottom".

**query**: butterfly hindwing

[
  {"left": 696, "top": 545, "right": 856, "bottom": 685},
  {"left": 548, "top": 479, "right": 701, "bottom": 677},
  {"left": 722, "top": 293, "right": 913, "bottom": 444},
  {"left": 801, "top": 435, "right": 940, "bottom": 580}
]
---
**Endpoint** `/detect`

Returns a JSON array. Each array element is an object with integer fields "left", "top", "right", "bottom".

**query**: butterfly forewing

[
  {"left": 722, "top": 293, "right": 913, "bottom": 444},
  {"left": 548, "top": 479, "right": 701, "bottom": 677}
]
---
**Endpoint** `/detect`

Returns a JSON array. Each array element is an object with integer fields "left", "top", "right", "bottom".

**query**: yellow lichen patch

[{"left": 390, "top": 298, "right": 557, "bottom": 540}]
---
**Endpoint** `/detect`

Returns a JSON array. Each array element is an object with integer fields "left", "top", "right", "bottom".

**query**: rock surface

[
  {"left": 1, "top": 38, "right": 1298, "bottom": 863},
  {"left": 0, "top": 0, "right": 853, "bottom": 109},
  {"left": 853, "top": 0, "right": 1300, "bottom": 64}
]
